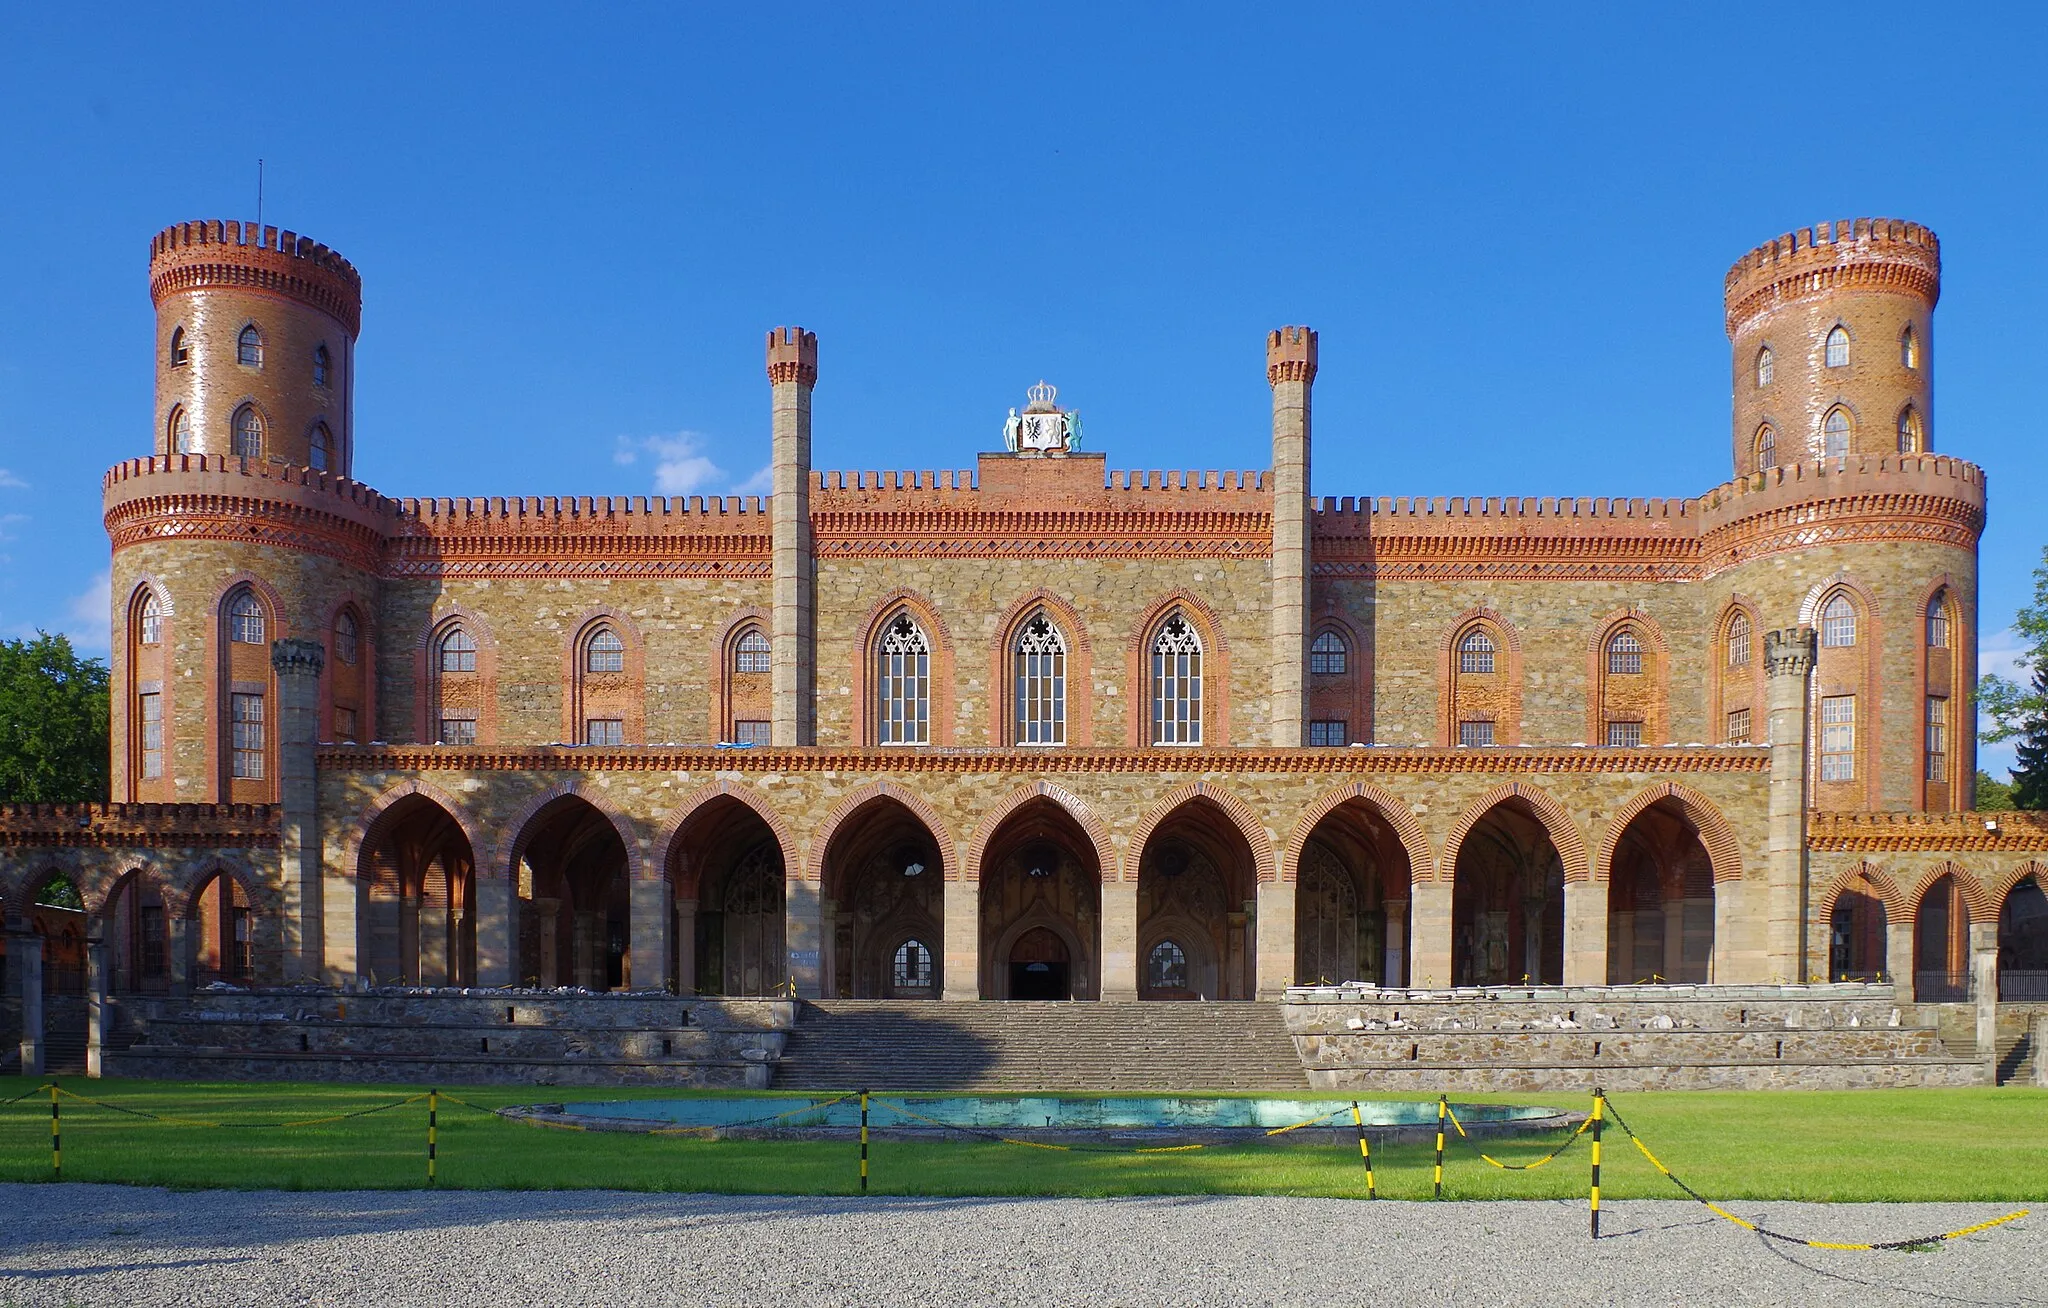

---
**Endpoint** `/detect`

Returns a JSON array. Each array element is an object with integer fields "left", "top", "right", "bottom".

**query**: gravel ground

[{"left": 0, "top": 1187, "right": 2039, "bottom": 1307}]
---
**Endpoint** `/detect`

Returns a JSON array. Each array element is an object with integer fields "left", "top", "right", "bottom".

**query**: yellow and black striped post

[
  {"left": 1350, "top": 1101, "right": 1376, "bottom": 1200},
  {"left": 858, "top": 1089, "right": 871, "bottom": 1194},
  {"left": 1588, "top": 1087, "right": 1604, "bottom": 1240},
  {"left": 49, "top": 1083, "right": 61, "bottom": 1180},
  {"left": 1433, "top": 1094, "right": 1447, "bottom": 1200},
  {"left": 428, "top": 1090, "right": 439, "bottom": 1185}
]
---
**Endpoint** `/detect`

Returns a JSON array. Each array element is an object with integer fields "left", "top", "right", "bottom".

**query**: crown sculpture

[{"left": 1003, "top": 380, "right": 1082, "bottom": 454}]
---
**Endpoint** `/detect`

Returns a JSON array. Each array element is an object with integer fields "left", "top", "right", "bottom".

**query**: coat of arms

[{"left": 1002, "top": 380, "right": 1082, "bottom": 454}]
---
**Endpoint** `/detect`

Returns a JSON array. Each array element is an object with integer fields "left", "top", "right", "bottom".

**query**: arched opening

[
  {"left": 99, "top": 868, "right": 169, "bottom": 994},
  {"left": 513, "top": 797, "right": 630, "bottom": 990},
  {"left": 358, "top": 796, "right": 478, "bottom": 987},
  {"left": 979, "top": 798, "right": 1101, "bottom": 1000},
  {"left": 1451, "top": 800, "right": 1564, "bottom": 986},
  {"left": 1913, "top": 873, "right": 1971, "bottom": 1001},
  {"left": 1998, "top": 874, "right": 2048, "bottom": 1002},
  {"left": 189, "top": 868, "right": 255, "bottom": 986},
  {"left": 18, "top": 871, "right": 89, "bottom": 1071},
  {"left": 1828, "top": 876, "right": 1889, "bottom": 982},
  {"left": 1604, "top": 799, "right": 1714, "bottom": 984},
  {"left": 1294, "top": 799, "right": 1415, "bottom": 986},
  {"left": 1135, "top": 799, "right": 1258, "bottom": 999},
  {"left": 820, "top": 798, "right": 943, "bottom": 999},
  {"left": 666, "top": 796, "right": 787, "bottom": 996}
]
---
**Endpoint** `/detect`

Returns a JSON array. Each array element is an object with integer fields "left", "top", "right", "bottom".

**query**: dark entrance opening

[{"left": 1008, "top": 926, "right": 1071, "bottom": 1000}]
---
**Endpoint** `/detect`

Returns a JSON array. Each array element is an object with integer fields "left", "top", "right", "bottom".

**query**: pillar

[
  {"left": 1971, "top": 922, "right": 1998, "bottom": 1081},
  {"left": 820, "top": 901, "right": 838, "bottom": 999},
  {"left": 1382, "top": 897, "right": 1408, "bottom": 985},
  {"left": 85, "top": 935, "right": 108, "bottom": 1078},
  {"left": 472, "top": 877, "right": 515, "bottom": 987},
  {"left": 1254, "top": 881, "right": 1295, "bottom": 999},
  {"left": 573, "top": 910, "right": 600, "bottom": 988},
  {"left": 943, "top": 878, "right": 978, "bottom": 1001},
  {"left": 629, "top": 877, "right": 672, "bottom": 992},
  {"left": 1763, "top": 628, "right": 1816, "bottom": 982},
  {"left": 675, "top": 898, "right": 699, "bottom": 996},
  {"left": 1409, "top": 879, "right": 1453, "bottom": 988},
  {"left": 767, "top": 327, "right": 817, "bottom": 747},
  {"left": 1101, "top": 879, "right": 1138, "bottom": 1001},
  {"left": 166, "top": 913, "right": 192, "bottom": 996},
  {"left": 1265, "top": 327, "right": 1316, "bottom": 747},
  {"left": 1662, "top": 899, "right": 1688, "bottom": 982},
  {"left": 2035, "top": 1012, "right": 2048, "bottom": 1089},
  {"left": 11, "top": 932, "right": 43, "bottom": 1078},
  {"left": 271, "top": 638, "right": 326, "bottom": 978},
  {"left": 1563, "top": 879, "right": 1607, "bottom": 986},
  {"left": 785, "top": 878, "right": 823, "bottom": 998},
  {"left": 1887, "top": 917, "right": 1915, "bottom": 1006},
  {"left": 319, "top": 839, "right": 359, "bottom": 985}
]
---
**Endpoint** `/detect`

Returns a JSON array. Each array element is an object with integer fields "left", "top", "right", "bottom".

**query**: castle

[{"left": 4, "top": 215, "right": 2046, "bottom": 1058}]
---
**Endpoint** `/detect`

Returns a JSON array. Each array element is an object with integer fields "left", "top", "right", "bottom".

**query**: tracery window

[
  {"left": 1013, "top": 613, "right": 1066, "bottom": 746},
  {"left": 1820, "top": 594, "right": 1857, "bottom": 648},
  {"left": 585, "top": 627, "right": 625, "bottom": 673},
  {"left": 1147, "top": 940, "right": 1188, "bottom": 990},
  {"left": 439, "top": 716, "right": 477, "bottom": 747},
  {"left": 139, "top": 691, "right": 163, "bottom": 779},
  {"left": 1756, "top": 346, "right": 1773, "bottom": 387},
  {"left": 1606, "top": 720, "right": 1644, "bottom": 748},
  {"left": 1310, "top": 630, "right": 1348, "bottom": 675},
  {"left": 231, "top": 404, "right": 265, "bottom": 458},
  {"left": 140, "top": 593, "right": 164, "bottom": 645},
  {"left": 1606, "top": 629, "right": 1644, "bottom": 675},
  {"left": 892, "top": 939, "right": 933, "bottom": 988},
  {"left": 1755, "top": 425, "right": 1776, "bottom": 471},
  {"left": 1822, "top": 407, "right": 1850, "bottom": 459},
  {"left": 1309, "top": 719, "right": 1347, "bottom": 746},
  {"left": 1726, "top": 613, "right": 1751, "bottom": 667},
  {"left": 313, "top": 344, "right": 331, "bottom": 387},
  {"left": 230, "top": 692, "right": 265, "bottom": 779},
  {"left": 1149, "top": 613, "right": 1203, "bottom": 745},
  {"left": 227, "top": 591, "right": 266, "bottom": 645},
  {"left": 733, "top": 720, "right": 771, "bottom": 746},
  {"left": 1458, "top": 629, "right": 1495, "bottom": 675},
  {"left": 876, "top": 613, "right": 931, "bottom": 745},
  {"left": 308, "top": 423, "right": 331, "bottom": 471},
  {"left": 438, "top": 627, "right": 477, "bottom": 673},
  {"left": 585, "top": 718, "right": 624, "bottom": 746},
  {"left": 1458, "top": 719, "right": 1494, "bottom": 747},
  {"left": 734, "top": 628, "right": 771, "bottom": 673},
  {"left": 237, "top": 324, "right": 263, "bottom": 367},
  {"left": 1924, "top": 696, "right": 1949, "bottom": 784},
  {"left": 1825, "top": 326, "right": 1849, "bottom": 368},
  {"left": 1725, "top": 707, "right": 1751, "bottom": 744}
]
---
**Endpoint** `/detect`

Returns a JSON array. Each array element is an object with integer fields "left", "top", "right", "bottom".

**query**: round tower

[
  {"left": 150, "top": 220, "right": 361, "bottom": 475},
  {"left": 1724, "top": 218, "right": 1938, "bottom": 477}
]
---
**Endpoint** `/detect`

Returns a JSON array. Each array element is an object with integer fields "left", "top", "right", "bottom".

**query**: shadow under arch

[
  {"left": 509, "top": 792, "right": 631, "bottom": 990},
  {"left": 1132, "top": 795, "right": 1259, "bottom": 1000},
  {"left": 354, "top": 792, "right": 478, "bottom": 987},
  {"left": 1447, "top": 795, "right": 1565, "bottom": 986},
  {"left": 978, "top": 796, "right": 1103, "bottom": 1000},
  {"left": 817, "top": 793, "right": 945, "bottom": 999},
  {"left": 1289, "top": 789, "right": 1417, "bottom": 988},
  {"left": 666, "top": 791, "right": 788, "bottom": 997}
]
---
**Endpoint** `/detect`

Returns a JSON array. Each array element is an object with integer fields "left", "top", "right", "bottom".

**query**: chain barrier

[
  {"left": 44, "top": 1084, "right": 429, "bottom": 1129},
  {"left": 869, "top": 1097, "right": 1354, "bottom": 1154},
  {"left": 1443, "top": 1102, "right": 1593, "bottom": 1171}
]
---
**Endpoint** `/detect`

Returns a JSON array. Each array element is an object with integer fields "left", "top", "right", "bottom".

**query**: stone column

[
  {"left": 11, "top": 932, "right": 43, "bottom": 1078},
  {"left": 166, "top": 913, "right": 193, "bottom": 996},
  {"left": 474, "top": 877, "right": 516, "bottom": 987},
  {"left": 820, "top": 901, "right": 839, "bottom": 999},
  {"left": 1409, "top": 879, "right": 1453, "bottom": 988},
  {"left": 2035, "top": 1012, "right": 2048, "bottom": 1089},
  {"left": 1100, "top": 879, "right": 1139, "bottom": 1002},
  {"left": 1562, "top": 879, "right": 1608, "bottom": 986},
  {"left": 535, "top": 895, "right": 560, "bottom": 986},
  {"left": 1971, "top": 924, "right": 1999, "bottom": 1082},
  {"left": 784, "top": 878, "right": 824, "bottom": 998},
  {"left": 629, "top": 877, "right": 672, "bottom": 992},
  {"left": 1253, "top": 881, "right": 1295, "bottom": 999},
  {"left": 1763, "top": 628, "right": 1816, "bottom": 982},
  {"left": 1887, "top": 917, "right": 1915, "bottom": 1006},
  {"left": 85, "top": 935, "right": 108, "bottom": 1078},
  {"left": 271, "top": 638, "right": 326, "bottom": 979},
  {"left": 942, "top": 878, "right": 979, "bottom": 1001},
  {"left": 1265, "top": 327, "right": 1317, "bottom": 748},
  {"left": 1662, "top": 899, "right": 1688, "bottom": 983},
  {"left": 319, "top": 834, "right": 359, "bottom": 985},
  {"left": 573, "top": 911, "right": 600, "bottom": 988},
  {"left": 767, "top": 327, "right": 818, "bottom": 747},
  {"left": 1382, "top": 898, "right": 1408, "bottom": 986},
  {"left": 674, "top": 899, "right": 699, "bottom": 996}
]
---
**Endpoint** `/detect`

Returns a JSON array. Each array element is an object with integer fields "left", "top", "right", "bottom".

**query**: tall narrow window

[
  {"left": 308, "top": 423, "right": 332, "bottom": 471},
  {"left": 169, "top": 326, "right": 189, "bottom": 367},
  {"left": 1309, "top": 630, "right": 1348, "bottom": 675},
  {"left": 1458, "top": 629, "right": 1495, "bottom": 675},
  {"left": 1725, "top": 707, "right": 1751, "bottom": 745},
  {"left": 1756, "top": 346, "right": 1774, "bottom": 387},
  {"left": 1606, "top": 628, "right": 1644, "bottom": 675},
  {"left": 169, "top": 406, "right": 191, "bottom": 455},
  {"left": 1825, "top": 326, "right": 1849, "bottom": 368},
  {"left": 586, "top": 627, "right": 625, "bottom": 672},
  {"left": 1896, "top": 406, "right": 1920, "bottom": 454},
  {"left": 227, "top": 591, "right": 266, "bottom": 645},
  {"left": 1820, "top": 695, "right": 1856, "bottom": 781},
  {"left": 734, "top": 628, "right": 771, "bottom": 673},
  {"left": 230, "top": 692, "right": 265, "bottom": 779},
  {"left": 1727, "top": 613, "right": 1751, "bottom": 667},
  {"left": 1901, "top": 325, "right": 1918, "bottom": 369},
  {"left": 333, "top": 610, "right": 358, "bottom": 664},
  {"left": 237, "top": 325, "right": 263, "bottom": 367},
  {"left": 231, "top": 404, "right": 264, "bottom": 459},
  {"left": 877, "top": 614, "right": 931, "bottom": 745},
  {"left": 138, "top": 692, "right": 163, "bottom": 779},
  {"left": 439, "top": 628, "right": 477, "bottom": 672},
  {"left": 1756, "top": 425, "right": 1777, "bottom": 471},
  {"left": 1925, "top": 696, "right": 1949, "bottom": 783},
  {"left": 1926, "top": 599, "right": 1950, "bottom": 649},
  {"left": 140, "top": 593, "right": 164, "bottom": 645},
  {"left": 1150, "top": 613, "right": 1203, "bottom": 745},
  {"left": 1822, "top": 407, "right": 1850, "bottom": 459},
  {"left": 1820, "top": 594, "right": 1857, "bottom": 648},
  {"left": 1013, "top": 613, "right": 1066, "bottom": 746},
  {"left": 1458, "top": 719, "right": 1494, "bottom": 747},
  {"left": 313, "top": 344, "right": 331, "bottom": 387}
]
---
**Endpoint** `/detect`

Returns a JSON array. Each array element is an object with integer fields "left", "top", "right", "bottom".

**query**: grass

[{"left": 0, "top": 1077, "right": 2042, "bottom": 1203}]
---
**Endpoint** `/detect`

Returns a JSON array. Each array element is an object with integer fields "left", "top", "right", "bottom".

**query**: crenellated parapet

[
  {"left": 150, "top": 220, "right": 362, "bottom": 335},
  {"left": 1723, "top": 217, "right": 1940, "bottom": 334},
  {"left": 1697, "top": 453, "right": 1984, "bottom": 575}
]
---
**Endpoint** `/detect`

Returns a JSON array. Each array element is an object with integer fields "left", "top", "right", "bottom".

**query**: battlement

[
  {"left": 1698, "top": 452, "right": 1985, "bottom": 526},
  {"left": 809, "top": 468, "right": 1268, "bottom": 493},
  {"left": 766, "top": 326, "right": 818, "bottom": 386},
  {"left": 393, "top": 494, "right": 770, "bottom": 533},
  {"left": 1313, "top": 494, "right": 1694, "bottom": 525},
  {"left": 103, "top": 453, "right": 393, "bottom": 511},
  {"left": 1724, "top": 217, "right": 1940, "bottom": 331},
  {"left": 1266, "top": 325, "right": 1318, "bottom": 384},
  {"left": 148, "top": 219, "right": 363, "bottom": 334}
]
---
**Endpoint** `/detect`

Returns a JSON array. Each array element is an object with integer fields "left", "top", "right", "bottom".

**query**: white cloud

[
  {"left": 614, "top": 431, "right": 727, "bottom": 496},
  {"left": 0, "top": 469, "right": 26, "bottom": 489},
  {"left": 62, "top": 571, "right": 111, "bottom": 655},
  {"left": 1979, "top": 625, "right": 2028, "bottom": 682},
  {"left": 733, "top": 462, "right": 774, "bottom": 496}
]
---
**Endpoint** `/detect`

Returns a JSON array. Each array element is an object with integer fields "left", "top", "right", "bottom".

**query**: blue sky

[{"left": 2, "top": 5, "right": 2043, "bottom": 770}]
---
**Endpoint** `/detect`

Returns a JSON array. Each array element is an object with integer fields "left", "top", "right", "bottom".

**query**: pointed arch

[
  {"left": 496, "top": 780, "right": 646, "bottom": 884},
  {"left": 1916, "top": 573, "right": 1969, "bottom": 810},
  {"left": 1800, "top": 574, "right": 1884, "bottom": 808},
  {"left": 1590, "top": 782, "right": 1745, "bottom": 887},
  {"left": 962, "top": 782, "right": 1117, "bottom": 883},
  {"left": 1123, "top": 782, "right": 1276, "bottom": 884},
  {"left": 414, "top": 605, "right": 499, "bottom": 747},
  {"left": 1437, "top": 606, "right": 1524, "bottom": 746},
  {"left": 992, "top": 590, "right": 1094, "bottom": 747},
  {"left": 1125, "top": 589, "right": 1232, "bottom": 747},
  {"left": 176, "top": 852, "right": 277, "bottom": 918},
  {"left": 1817, "top": 860, "right": 1906, "bottom": 924},
  {"left": 712, "top": 605, "right": 772, "bottom": 744},
  {"left": 1907, "top": 860, "right": 1993, "bottom": 921},
  {"left": 1585, "top": 607, "right": 1671, "bottom": 746},
  {"left": 653, "top": 778, "right": 799, "bottom": 886},
  {"left": 348, "top": 778, "right": 491, "bottom": 875},
  {"left": 855, "top": 590, "right": 955, "bottom": 746},
  {"left": 804, "top": 780, "right": 958, "bottom": 885},
  {"left": 1441, "top": 780, "right": 1589, "bottom": 884},
  {"left": 1282, "top": 781, "right": 1435, "bottom": 884},
  {"left": 1307, "top": 606, "right": 1370, "bottom": 746},
  {"left": 562, "top": 607, "right": 646, "bottom": 746},
  {"left": 1987, "top": 860, "right": 2048, "bottom": 915}
]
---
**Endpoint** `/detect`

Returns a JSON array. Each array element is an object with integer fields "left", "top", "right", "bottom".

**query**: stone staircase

[
  {"left": 1996, "top": 1031, "right": 2035, "bottom": 1086},
  {"left": 773, "top": 1001, "right": 1308, "bottom": 1092}
]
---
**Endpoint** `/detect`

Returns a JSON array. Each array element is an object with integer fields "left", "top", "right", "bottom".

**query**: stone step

[{"left": 1996, "top": 1033, "right": 2035, "bottom": 1086}]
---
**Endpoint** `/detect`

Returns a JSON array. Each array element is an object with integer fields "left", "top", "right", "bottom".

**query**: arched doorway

[
  {"left": 17, "top": 871, "right": 90, "bottom": 1072},
  {"left": 820, "top": 798, "right": 943, "bottom": 999},
  {"left": 357, "top": 795, "right": 478, "bottom": 986},
  {"left": 189, "top": 868, "right": 255, "bottom": 986},
  {"left": 100, "top": 868, "right": 169, "bottom": 994},
  {"left": 1913, "top": 873, "right": 1971, "bottom": 1001},
  {"left": 1135, "top": 800, "right": 1258, "bottom": 999},
  {"left": 513, "top": 796, "right": 630, "bottom": 990},
  {"left": 980, "top": 798, "right": 1101, "bottom": 1000},
  {"left": 1604, "top": 799, "right": 1714, "bottom": 984},
  {"left": 1452, "top": 800, "right": 1564, "bottom": 986},
  {"left": 1294, "top": 799, "right": 1415, "bottom": 987},
  {"left": 666, "top": 796, "right": 787, "bottom": 996},
  {"left": 1999, "top": 874, "right": 2048, "bottom": 1002},
  {"left": 1828, "top": 877, "right": 1888, "bottom": 982}
]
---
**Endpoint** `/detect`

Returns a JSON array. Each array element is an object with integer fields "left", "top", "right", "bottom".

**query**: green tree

[
  {"left": 1976, "top": 770, "right": 2017, "bottom": 811},
  {"left": 0, "top": 631, "right": 110, "bottom": 803},
  {"left": 1980, "top": 546, "right": 2048, "bottom": 809}
]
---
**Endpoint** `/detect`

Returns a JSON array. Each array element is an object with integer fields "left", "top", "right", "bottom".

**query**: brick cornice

[
  {"left": 813, "top": 508, "right": 1273, "bottom": 560},
  {"left": 1807, "top": 810, "right": 2048, "bottom": 853},
  {"left": 0, "top": 802, "right": 280, "bottom": 849},
  {"left": 107, "top": 491, "right": 385, "bottom": 573}
]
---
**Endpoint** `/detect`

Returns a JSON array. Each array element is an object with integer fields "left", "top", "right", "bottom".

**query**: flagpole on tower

[{"left": 256, "top": 159, "right": 264, "bottom": 230}]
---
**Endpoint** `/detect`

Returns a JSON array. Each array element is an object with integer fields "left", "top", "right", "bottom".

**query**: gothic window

[
  {"left": 1146, "top": 939, "right": 1188, "bottom": 990},
  {"left": 1606, "top": 628, "right": 1644, "bottom": 675},
  {"left": 876, "top": 613, "right": 931, "bottom": 745},
  {"left": 892, "top": 939, "right": 933, "bottom": 988},
  {"left": 1013, "top": 613, "right": 1066, "bottom": 746},
  {"left": 333, "top": 610, "right": 358, "bottom": 664},
  {"left": 237, "top": 324, "right": 263, "bottom": 367},
  {"left": 1606, "top": 720, "right": 1644, "bottom": 748},
  {"left": 1755, "top": 425, "right": 1776, "bottom": 471},
  {"left": 1458, "top": 629, "right": 1495, "bottom": 675},
  {"left": 1822, "top": 407, "right": 1851, "bottom": 459},
  {"left": 1924, "top": 696, "right": 1949, "bottom": 783},
  {"left": 1901, "top": 326, "right": 1918, "bottom": 369},
  {"left": 1926, "top": 598, "right": 1950, "bottom": 649},
  {"left": 1825, "top": 326, "right": 1849, "bottom": 368},
  {"left": 1727, "top": 613, "right": 1751, "bottom": 667},
  {"left": 1897, "top": 406, "right": 1920, "bottom": 453},
  {"left": 231, "top": 404, "right": 264, "bottom": 458},
  {"left": 1458, "top": 719, "right": 1495, "bottom": 747},
  {"left": 1150, "top": 613, "right": 1203, "bottom": 745},
  {"left": 438, "top": 627, "right": 477, "bottom": 672},
  {"left": 138, "top": 691, "right": 163, "bottom": 779},
  {"left": 1820, "top": 594, "right": 1857, "bottom": 648},
  {"left": 1756, "top": 346, "right": 1773, "bottom": 387},
  {"left": 169, "top": 326, "right": 189, "bottom": 367},
  {"left": 1309, "top": 719, "right": 1347, "bottom": 746},
  {"left": 1820, "top": 695, "right": 1856, "bottom": 781},
  {"left": 169, "top": 405, "right": 191, "bottom": 454},
  {"left": 1310, "top": 629, "right": 1348, "bottom": 675},
  {"left": 140, "top": 593, "right": 164, "bottom": 645},
  {"left": 308, "top": 422, "right": 332, "bottom": 471},
  {"left": 313, "top": 343, "right": 331, "bottom": 387},
  {"left": 585, "top": 627, "right": 625, "bottom": 673},
  {"left": 227, "top": 590, "right": 266, "bottom": 645},
  {"left": 734, "top": 628, "right": 771, "bottom": 673},
  {"left": 230, "top": 692, "right": 265, "bottom": 779}
]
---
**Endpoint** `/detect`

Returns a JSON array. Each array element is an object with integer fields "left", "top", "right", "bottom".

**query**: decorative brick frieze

[{"left": 0, "top": 803, "right": 279, "bottom": 848}]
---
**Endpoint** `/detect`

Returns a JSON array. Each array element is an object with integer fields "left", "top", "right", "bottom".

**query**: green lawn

[{"left": 0, "top": 1077, "right": 2042, "bottom": 1203}]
